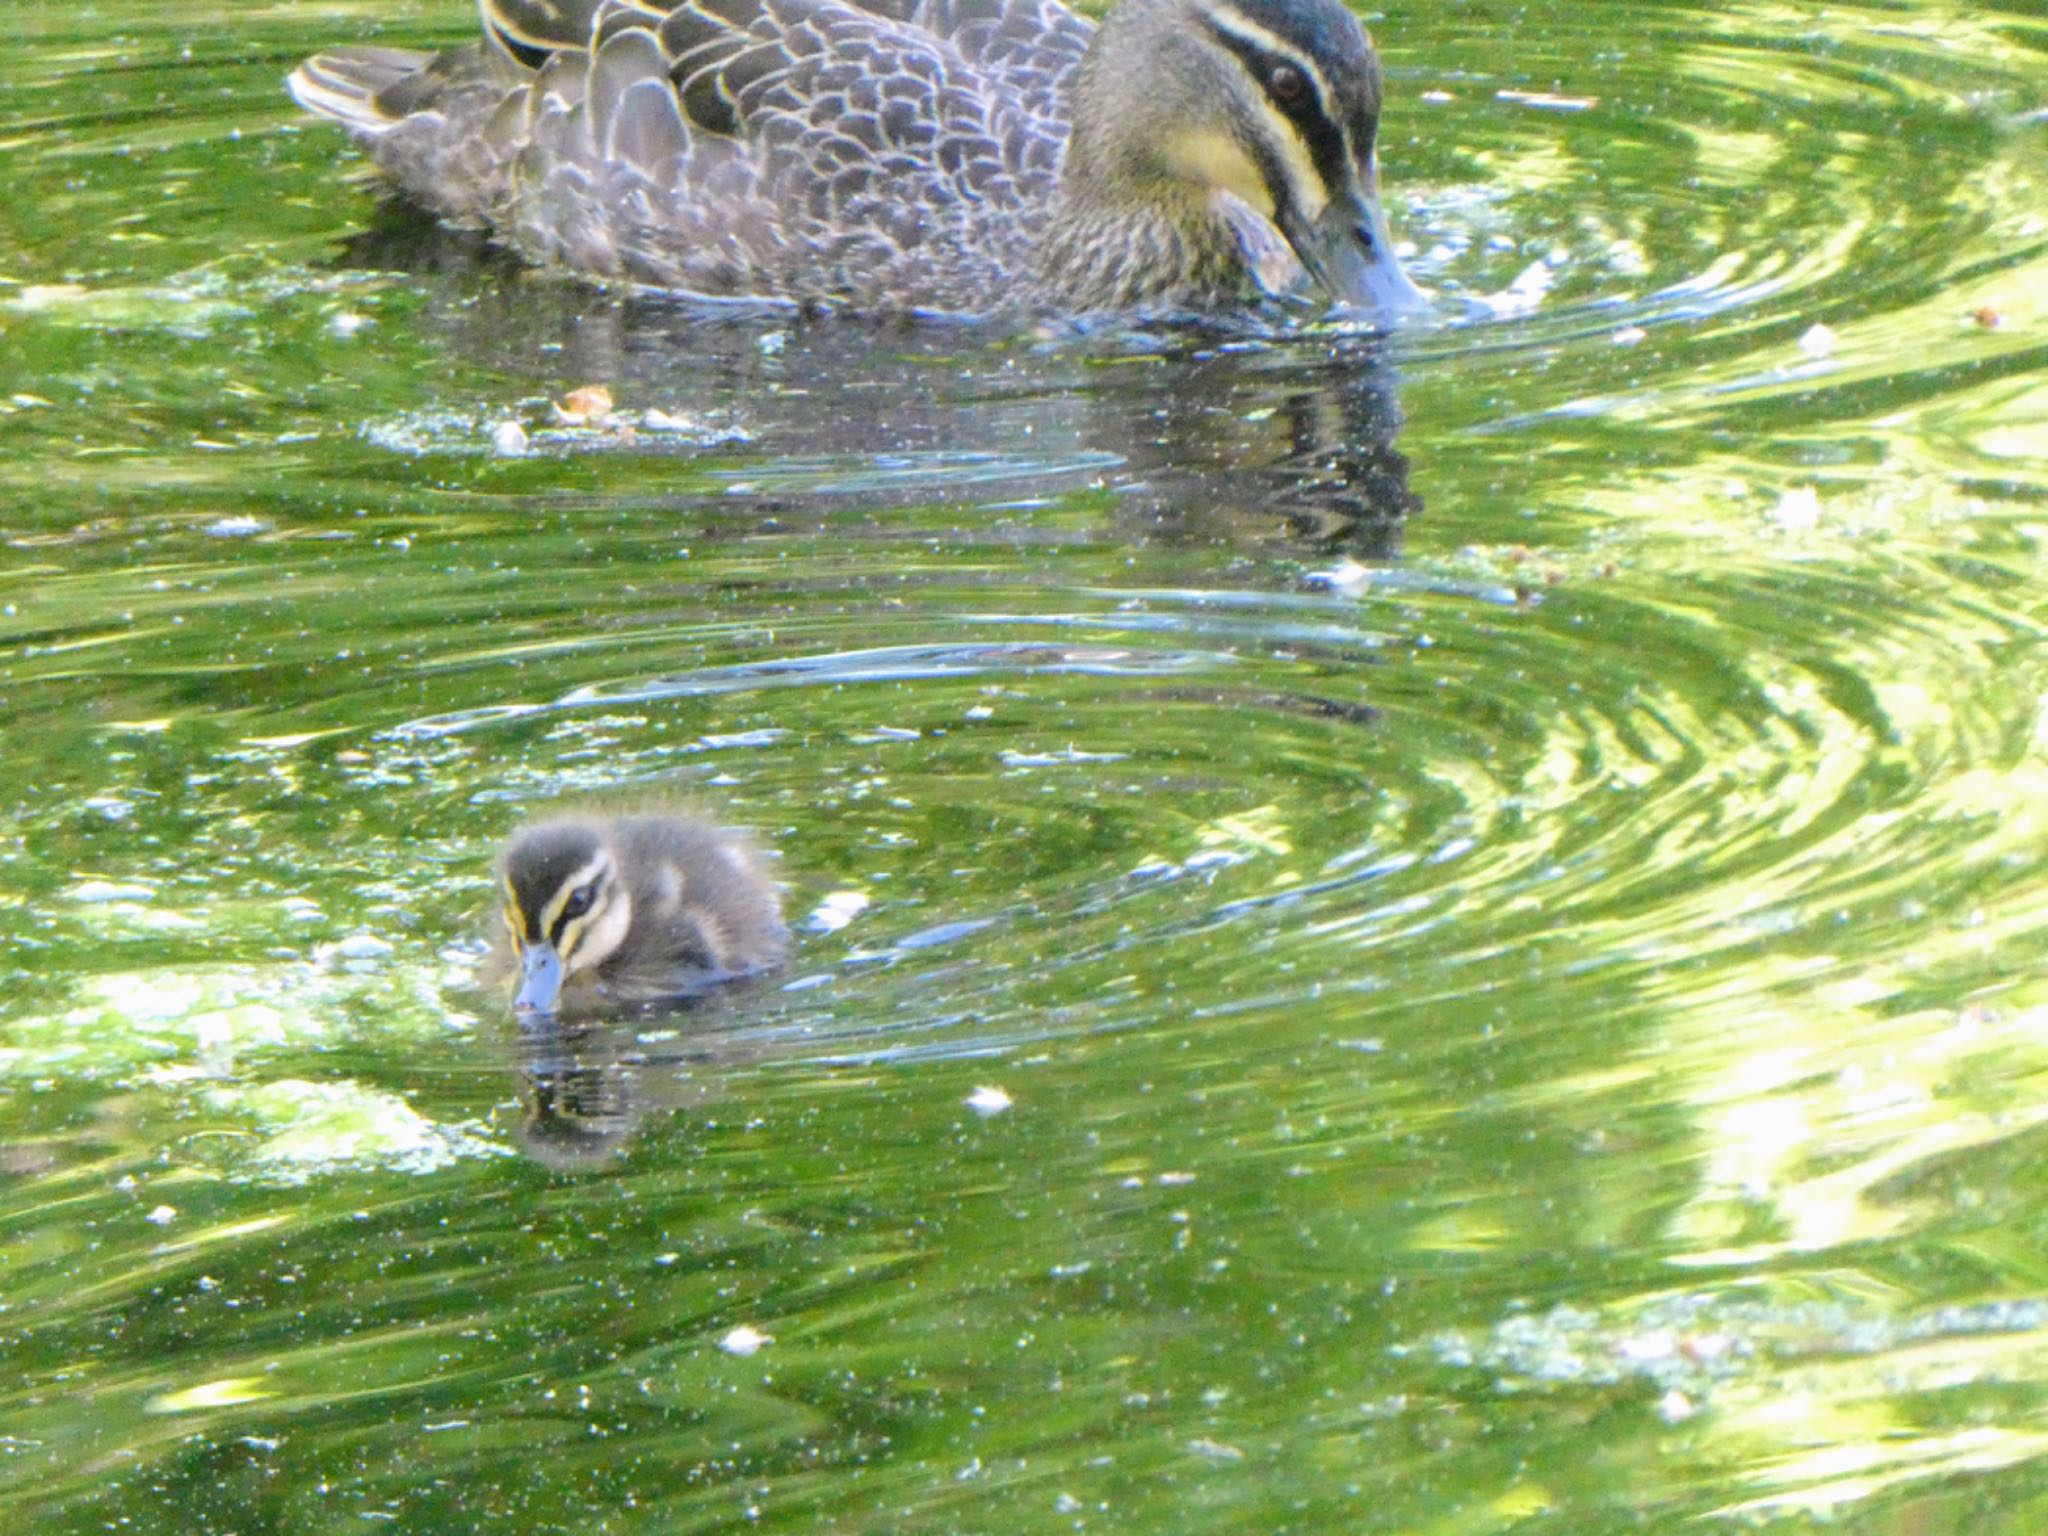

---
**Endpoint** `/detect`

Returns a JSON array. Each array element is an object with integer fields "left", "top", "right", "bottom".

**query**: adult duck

[{"left": 289, "top": 0, "right": 1424, "bottom": 318}]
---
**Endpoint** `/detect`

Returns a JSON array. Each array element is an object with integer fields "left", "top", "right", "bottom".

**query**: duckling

[
  {"left": 484, "top": 809, "right": 787, "bottom": 1017},
  {"left": 286, "top": 0, "right": 1423, "bottom": 318}
]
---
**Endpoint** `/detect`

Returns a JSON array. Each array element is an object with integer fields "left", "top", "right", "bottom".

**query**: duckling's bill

[{"left": 515, "top": 941, "right": 566, "bottom": 1016}]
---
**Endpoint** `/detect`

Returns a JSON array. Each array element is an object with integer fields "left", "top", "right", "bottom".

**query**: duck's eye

[
  {"left": 1267, "top": 63, "right": 1308, "bottom": 107},
  {"left": 561, "top": 884, "right": 597, "bottom": 921}
]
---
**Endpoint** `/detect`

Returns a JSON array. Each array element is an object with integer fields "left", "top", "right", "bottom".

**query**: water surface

[{"left": 4, "top": 1, "right": 2048, "bottom": 1530}]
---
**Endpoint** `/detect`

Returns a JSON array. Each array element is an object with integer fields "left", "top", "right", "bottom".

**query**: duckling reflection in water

[{"left": 484, "top": 809, "right": 788, "bottom": 1018}]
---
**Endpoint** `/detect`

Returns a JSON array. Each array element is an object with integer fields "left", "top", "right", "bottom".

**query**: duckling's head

[
  {"left": 1067, "top": 0, "right": 1424, "bottom": 314},
  {"left": 499, "top": 820, "right": 633, "bottom": 1017}
]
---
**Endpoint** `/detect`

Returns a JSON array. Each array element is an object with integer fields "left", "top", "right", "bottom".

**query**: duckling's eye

[
  {"left": 561, "top": 884, "right": 597, "bottom": 921},
  {"left": 1267, "top": 63, "right": 1308, "bottom": 108}
]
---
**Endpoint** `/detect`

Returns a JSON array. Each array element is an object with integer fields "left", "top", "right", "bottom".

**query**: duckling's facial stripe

[
  {"left": 560, "top": 884, "right": 633, "bottom": 974},
  {"left": 536, "top": 851, "right": 611, "bottom": 940},
  {"left": 503, "top": 876, "right": 529, "bottom": 951},
  {"left": 1197, "top": 14, "right": 1358, "bottom": 221}
]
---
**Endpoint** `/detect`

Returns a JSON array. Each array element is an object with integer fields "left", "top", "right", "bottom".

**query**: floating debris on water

[
  {"left": 1798, "top": 322, "right": 1838, "bottom": 360},
  {"left": 807, "top": 891, "right": 870, "bottom": 933},
  {"left": 965, "top": 1085, "right": 1013, "bottom": 1116},
  {"left": 553, "top": 384, "right": 614, "bottom": 424},
  {"left": 371, "top": 403, "right": 750, "bottom": 457},
  {"left": 1770, "top": 485, "right": 1823, "bottom": 533},
  {"left": 1496, "top": 88, "right": 1598, "bottom": 111}
]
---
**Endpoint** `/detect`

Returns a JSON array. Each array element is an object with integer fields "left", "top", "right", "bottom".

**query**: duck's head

[
  {"left": 500, "top": 821, "right": 633, "bottom": 1017},
  {"left": 1068, "top": 0, "right": 1425, "bottom": 315}
]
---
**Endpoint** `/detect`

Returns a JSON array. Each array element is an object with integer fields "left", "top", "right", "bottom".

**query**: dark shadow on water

[{"left": 341, "top": 198, "right": 1420, "bottom": 561}]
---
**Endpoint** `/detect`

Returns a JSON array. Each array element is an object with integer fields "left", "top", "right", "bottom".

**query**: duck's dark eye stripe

[
  {"left": 1197, "top": 20, "right": 1353, "bottom": 198},
  {"left": 1349, "top": 107, "right": 1379, "bottom": 162}
]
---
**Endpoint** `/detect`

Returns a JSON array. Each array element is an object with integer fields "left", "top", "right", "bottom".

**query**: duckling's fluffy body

[{"left": 484, "top": 809, "right": 787, "bottom": 1017}]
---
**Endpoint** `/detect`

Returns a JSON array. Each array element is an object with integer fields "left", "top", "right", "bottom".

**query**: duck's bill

[
  {"left": 1283, "top": 188, "right": 1428, "bottom": 318},
  {"left": 514, "top": 942, "right": 565, "bottom": 1015}
]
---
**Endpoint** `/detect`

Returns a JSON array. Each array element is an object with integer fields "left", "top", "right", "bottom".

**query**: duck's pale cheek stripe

[{"left": 1193, "top": 19, "right": 1346, "bottom": 225}]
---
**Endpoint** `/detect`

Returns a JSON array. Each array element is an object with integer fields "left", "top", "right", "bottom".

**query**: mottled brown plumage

[
  {"left": 483, "top": 808, "right": 787, "bottom": 1018},
  {"left": 288, "top": 0, "right": 1421, "bottom": 317}
]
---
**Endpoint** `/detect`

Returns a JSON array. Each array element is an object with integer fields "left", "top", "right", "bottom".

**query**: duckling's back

[
  {"left": 290, "top": 0, "right": 1096, "bottom": 313},
  {"left": 612, "top": 814, "right": 788, "bottom": 983}
]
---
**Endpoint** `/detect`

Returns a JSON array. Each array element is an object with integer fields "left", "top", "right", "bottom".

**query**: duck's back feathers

[{"left": 291, "top": 0, "right": 1095, "bottom": 309}]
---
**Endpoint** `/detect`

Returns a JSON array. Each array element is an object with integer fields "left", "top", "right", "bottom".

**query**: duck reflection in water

[
  {"left": 335, "top": 202, "right": 1420, "bottom": 561},
  {"left": 511, "top": 1005, "right": 768, "bottom": 1170}
]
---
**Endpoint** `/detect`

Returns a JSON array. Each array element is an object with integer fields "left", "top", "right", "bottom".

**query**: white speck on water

[
  {"left": 1798, "top": 322, "right": 1838, "bottom": 360},
  {"left": 1473, "top": 258, "right": 1556, "bottom": 318},
  {"left": 1771, "top": 486, "right": 1823, "bottom": 533},
  {"left": 328, "top": 311, "right": 370, "bottom": 337},
  {"left": 1497, "top": 88, "right": 1598, "bottom": 110},
  {"left": 1616, "top": 1330, "right": 1677, "bottom": 1363},
  {"left": 70, "top": 879, "right": 152, "bottom": 902},
  {"left": 1612, "top": 325, "right": 1647, "bottom": 346},
  {"left": 720, "top": 1325, "right": 772, "bottom": 1356},
  {"left": 1304, "top": 558, "right": 1372, "bottom": 597},
  {"left": 999, "top": 745, "right": 1127, "bottom": 766},
  {"left": 806, "top": 890, "right": 870, "bottom": 933},
  {"left": 202, "top": 515, "right": 269, "bottom": 538},
  {"left": 965, "top": 1085, "right": 1012, "bottom": 1116},
  {"left": 145, "top": 1205, "right": 177, "bottom": 1226},
  {"left": 490, "top": 419, "right": 530, "bottom": 457},
  {"left": 331, "top": 933, "right": 395, "bottom": 960}
]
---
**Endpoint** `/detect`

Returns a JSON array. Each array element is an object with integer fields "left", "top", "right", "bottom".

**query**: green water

[{"left": 4, "top": 0, "right": 2048, "bottom": 1529}]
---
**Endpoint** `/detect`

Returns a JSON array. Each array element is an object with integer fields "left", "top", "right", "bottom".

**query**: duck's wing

[
  {"left": 483, "top": 0, "right": 1093, "bottom": 123},
  {"left": 813, "top": 0, "right": 1093, "bottom": 136},
  {"left": 299, "top": 0, "right": 1083, "bottom": 306}
]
